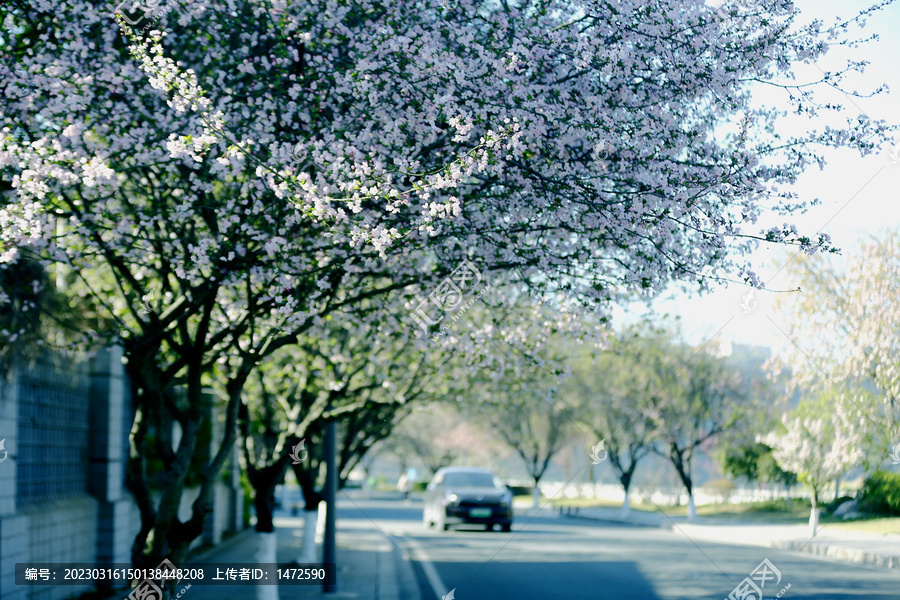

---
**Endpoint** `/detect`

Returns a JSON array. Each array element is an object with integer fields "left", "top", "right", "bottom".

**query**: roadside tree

[
  {"left": 238, "top": 303, "right": 448, "bottom": 591},
  {"left": 565, "top": 327, "right": 663, "bottom": 517},
  {"left": 1, "top": 0, "right": 892, "bottom": 586},
  {"left": 647, "top": 337, "right": 752, "bottom": 521},
  {"left": 775, "top": 233, "right": 900, "bottom": 466},
  {"left": 759, "top": 395, "right": 863, "bottom": 537}
]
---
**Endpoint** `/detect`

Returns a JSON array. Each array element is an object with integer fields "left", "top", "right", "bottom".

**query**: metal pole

[{"left": 323, "top": 419, "right": 337, "bottom": 593}]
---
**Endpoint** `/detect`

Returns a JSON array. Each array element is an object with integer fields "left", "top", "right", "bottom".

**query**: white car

[{"left": 422, "top": 467, "right": 513, "bottom": 532}]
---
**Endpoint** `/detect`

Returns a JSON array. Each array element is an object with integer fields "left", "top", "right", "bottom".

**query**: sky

[{"left": 614, "top": 0, "right": 900, "bottom": 355}]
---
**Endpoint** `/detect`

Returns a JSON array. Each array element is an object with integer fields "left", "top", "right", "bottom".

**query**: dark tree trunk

[
  {"left": 294, "top": 463, "right": 324, "bottom": 511},
  {"left": 249, "top": 463, "right": 287, "bottom": 533}
]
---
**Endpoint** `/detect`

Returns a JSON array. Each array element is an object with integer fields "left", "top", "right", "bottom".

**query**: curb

[
  {"left": 387, "top": 536, "right": 422, "bottom": 600},
  {"left": 185, "top": 526, "right": 255, "bottom": 564},
  {"left": 668, "top": 523, "right": 900, "bottom": 571},
  {"left": 772, "top": 540, "right": 900, "bottom": 570},
  {"left": 564, "top": 512, "right": 900, "bottom": 571},
  {"left": 557, "top": 509, "right": 666, "bottom": 528}
]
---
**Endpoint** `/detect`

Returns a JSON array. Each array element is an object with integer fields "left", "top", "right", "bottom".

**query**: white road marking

[{"left": 402, "top": 534, "right": 451, "bottom": 599}]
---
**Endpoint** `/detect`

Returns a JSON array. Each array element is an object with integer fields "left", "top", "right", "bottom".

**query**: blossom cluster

[{"left": 0, "top": 0, "right": 891, "bottom": 356}]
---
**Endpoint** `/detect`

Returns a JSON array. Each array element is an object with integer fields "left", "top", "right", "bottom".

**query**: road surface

[{"left": 337, "top": 494, "right": 900, "bottom": 600}]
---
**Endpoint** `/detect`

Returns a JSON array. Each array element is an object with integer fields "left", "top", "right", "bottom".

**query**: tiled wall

[{"left": 0, "top": 349, "right": 243, "bottom": 600}]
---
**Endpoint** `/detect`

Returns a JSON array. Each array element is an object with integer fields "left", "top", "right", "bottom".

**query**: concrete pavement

[
  {"left": 555, "top": 504, "right": 900, "bottom": 570},
  {"left": 85, "top": 494, "right": 419, "bottom": 600},
  {"left": 174, "top": 511, "right": 419, "bottom": 600}
]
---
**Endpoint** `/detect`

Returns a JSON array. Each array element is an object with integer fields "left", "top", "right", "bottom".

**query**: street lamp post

[{"left": 323, "top": 418, "right": 337, "bottom": 593}]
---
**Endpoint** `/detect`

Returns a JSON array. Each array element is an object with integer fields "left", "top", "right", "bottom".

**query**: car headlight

[{"left": 442, "top": 492, "right": 458, "bottom": 505}]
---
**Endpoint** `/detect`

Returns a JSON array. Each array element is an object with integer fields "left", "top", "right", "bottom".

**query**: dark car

[{"left": 423, "top": 467, "right": 513, "bottom": 532}]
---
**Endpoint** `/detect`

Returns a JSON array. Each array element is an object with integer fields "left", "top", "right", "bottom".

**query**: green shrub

[{"left": 858, "top": 471, "right": 900, "bottom": 516}]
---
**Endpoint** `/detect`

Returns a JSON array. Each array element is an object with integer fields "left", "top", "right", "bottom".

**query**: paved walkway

[
  {"left": 553, "top": 504, "right": 900, "bottom": 570},
  {"left": 173, "top": 513, "right": 417, "bottom": 600},
  {"left": 91, "top": 502, "right": 416, "bottom": 600}
]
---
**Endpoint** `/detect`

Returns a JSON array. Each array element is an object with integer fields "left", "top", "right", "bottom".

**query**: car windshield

[{"left": 442, "top": 472, "right": 500, "bottom": 488}]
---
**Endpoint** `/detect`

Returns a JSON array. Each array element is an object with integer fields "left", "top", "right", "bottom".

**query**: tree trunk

[
  {"left": 249, "top": 464, "right": 285, "bottom": 600},
  {"left": 294, "top": 464, "right": 323, "bottom": 563},
  {"left": 669, "top": 443, "right": 697, "bottom": 521},
  {"left": 834, "top": 476, "right": 841, "bottom": 501},
  {"left": 298, "top": 508, "right": 319, "bottom": 563},
  {"left": 620, "top": 472, "right": 632, "bottom": 518},
  {"left": 669, "top": 450, "right": 696, "bottom": 521},
  {"left": 687, "top": 492, "right": 697, "bottom": 522},
  {"left": 254, "top": 481, "right": 277, "bottom": 534},
  {"left": 808, "top": 492, "right": 819, "bottom": 538},
  {"left": 531, "top": 482, "right": 541, "bottom": 509},
  {"left": 254, "top": 531, "right": 279, "bottom": 600},
  {"left": 315, "top": 502, "right": 327, "bottom": 544}
]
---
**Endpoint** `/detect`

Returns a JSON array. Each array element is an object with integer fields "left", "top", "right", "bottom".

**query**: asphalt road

[{"left": 337, "top": 494, "right": 900, "bottom": 600}]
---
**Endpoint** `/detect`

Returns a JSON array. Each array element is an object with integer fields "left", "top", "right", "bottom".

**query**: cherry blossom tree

[
  {"left": 759, "top": 397, "right": 863, "bottom": 537},
  {"left": 774, "top": 232, "right": 900, "bottom": 467},
  {"left": 386, "top": 402, "right": 509, "bottom": 477},
  {"left": 238, "top": 300, "right": 452, "bottom": 597},
  {"left": 1, "top": 0, "right": 895, "bottom": 590},
  {"left": 4, "top": 0, "right": 893, "bottom": 312}
]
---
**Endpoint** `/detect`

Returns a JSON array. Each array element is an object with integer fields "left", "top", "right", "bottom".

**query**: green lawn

[{"left": 825, "top": 517, "right": 900, "bottom": 535}]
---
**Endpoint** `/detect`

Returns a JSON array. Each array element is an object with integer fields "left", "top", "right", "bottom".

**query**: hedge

[{"left": 858, "top": 470, "right": 900, "bottom": 516}]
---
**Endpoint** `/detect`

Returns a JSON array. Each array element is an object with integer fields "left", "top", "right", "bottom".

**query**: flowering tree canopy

[
  {"left": 761, "top": 407, "right": 863, "bottom": 498},
  {"left": 759, "top": 398, "right": 863, "bottom": 535},
  {"left": 0, "top": 0, "right": 894, "bottom": 574},
  {"left": 2, "top": 0, "right": 893, "bottom": 321},
  {"left": 774, "top": 232, "right": 900, "bottom": 465}
]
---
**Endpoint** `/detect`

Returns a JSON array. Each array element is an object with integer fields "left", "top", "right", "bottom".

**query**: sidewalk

[
  {"left": 558, "top": 505, "right": 900, "bottom": 569},
  {"left": 173, "top": 514, "right": 419, "bottom": 600}
]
